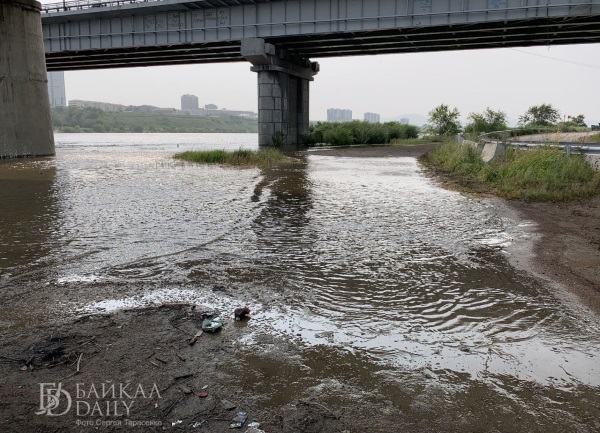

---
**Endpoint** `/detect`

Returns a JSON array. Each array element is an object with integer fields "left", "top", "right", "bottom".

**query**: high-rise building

[
  {"left": 181, "top": 94, "right": 199, "bottom": 111},
  {"left": 364, "top": 112, "right": 380, "bottom": 123},
  {"left": 327, "top": 108, "right": 352, "bottom": 123},
  {"left": 47, "top": 71, "right": 66, "bottom": 108},
  {"left": 399, "top": 118, "right": 409, "bottom": 125}
]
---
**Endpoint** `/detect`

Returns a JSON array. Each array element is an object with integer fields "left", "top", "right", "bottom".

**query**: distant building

[
  {"left": 399, "top": 118, "right": 409, "bottom": 125},
  {"left": 47, "top": 71, "right": 66, "bottom": 107},
  {"left": 154, "top": 108, "right": 179, "bottom": 115},
  {"left": 327, "top": 108, "right": 352, "bottom": 123},
  {"left": 69, "top": 99, "right": 125, "bottom": 112},
  {"left": 364, "top": 112, "right": 380, "bottom": 123},
  {"left": 126, "top": 105, "right": 158, "bottom": 113},
  {"left": 181, "top": 94, "right": 199, "bottom": 111}
]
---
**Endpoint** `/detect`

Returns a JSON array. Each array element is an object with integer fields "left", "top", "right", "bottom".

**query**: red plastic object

[{"left": 199, "top": 392, "right": 208, "bottom": 398}]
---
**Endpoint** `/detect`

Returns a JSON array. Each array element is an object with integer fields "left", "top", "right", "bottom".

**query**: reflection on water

[
  {"left": 0, "top": 133, "right": 599, "bottom": 429},
  {"left": 0, "top": 159, "right": 59, "bottom": 269}
]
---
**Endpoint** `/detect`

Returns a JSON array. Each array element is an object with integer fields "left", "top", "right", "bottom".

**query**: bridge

[
  {"left": 41, "top": 0, "right": 600, "bottom": 70},
  {"left": 2, "top": 0, "right": 600, "bottom": 157}
]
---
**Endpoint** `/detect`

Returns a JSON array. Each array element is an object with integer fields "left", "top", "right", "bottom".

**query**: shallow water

[{"left": 1, "top": 133, "right": 599, "bottom": 430}]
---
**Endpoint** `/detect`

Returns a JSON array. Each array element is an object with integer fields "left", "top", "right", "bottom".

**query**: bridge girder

[{"left": 42, "top": 0, "right": 600, "bottom": 71}]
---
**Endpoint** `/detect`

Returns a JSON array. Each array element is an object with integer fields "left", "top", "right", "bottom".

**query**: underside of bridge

[{"left": 44, "top": 15, "right": 600, "bottom": 71}]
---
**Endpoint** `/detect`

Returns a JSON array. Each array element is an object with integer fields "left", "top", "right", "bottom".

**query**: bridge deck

[{"left": 41, "top": 0, "right": 600, "bottom": 71}]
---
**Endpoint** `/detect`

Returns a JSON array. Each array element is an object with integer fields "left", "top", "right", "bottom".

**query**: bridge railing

[{"left": 42, "top": 0, "right": 162, "bottom": 13}]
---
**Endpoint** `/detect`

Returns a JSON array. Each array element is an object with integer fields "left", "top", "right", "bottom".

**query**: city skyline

[
  {"left": 48, "top": 49, "right": 600, "bottom": 125},
  {"left": 58, "top": 42, "right": 600, "bottom": 127}
]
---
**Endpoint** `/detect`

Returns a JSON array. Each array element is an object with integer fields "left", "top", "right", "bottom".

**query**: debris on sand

[
  {"left": 201, "top": 312, "right": 223, "bottom": 333},
  {"left": 229, "top": 411, "right": 248, "bottom": 429},
  {"left": 234, "top": 306, "right": 251, "bottom": 321}
]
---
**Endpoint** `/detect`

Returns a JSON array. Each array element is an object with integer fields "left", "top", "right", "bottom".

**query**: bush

[{"left": 305, "top": 121, "right": 418, "bottom": 146}]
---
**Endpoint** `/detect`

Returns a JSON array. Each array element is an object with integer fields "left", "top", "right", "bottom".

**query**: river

[{"left": 1, "top": 133, "right": 599, "bottom": 431}]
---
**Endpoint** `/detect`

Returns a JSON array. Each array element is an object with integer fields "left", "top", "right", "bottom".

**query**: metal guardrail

[
  {"left": 507, "top": 141, "right": 600, "bottom": 156},
  {"left": 42, "top": 0, "right": 162, "bottom": 13},
  {"left": 477, "top": 129, "right": 600, "bottom": 156}
]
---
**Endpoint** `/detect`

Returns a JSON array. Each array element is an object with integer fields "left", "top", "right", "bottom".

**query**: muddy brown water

[{"left": 1, "top": 133, "right": 599, "bottom": 431}]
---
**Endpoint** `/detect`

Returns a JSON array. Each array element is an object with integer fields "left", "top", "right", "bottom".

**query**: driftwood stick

[
  {"left": 0, "top": 354, "right": 21, "bottom": 362},
  {"left": 60, "top": 353, "right": 83, "bottom": 380}
]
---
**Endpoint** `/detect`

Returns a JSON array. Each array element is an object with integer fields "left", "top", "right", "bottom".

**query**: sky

[{"left": 39, "top": 3, "right": 600, "bottom": 126}]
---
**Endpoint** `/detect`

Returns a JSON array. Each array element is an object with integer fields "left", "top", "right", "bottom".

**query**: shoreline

[{"left": 501, "top": 197, "right": 600, "bottom": 316}]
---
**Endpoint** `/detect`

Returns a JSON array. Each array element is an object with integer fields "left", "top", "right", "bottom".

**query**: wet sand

[{"left": 503, "top": 197, "right": 600, "bottom": 315}]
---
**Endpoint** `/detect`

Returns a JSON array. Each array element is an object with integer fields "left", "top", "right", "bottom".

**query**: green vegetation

[
  {"left": 423, "top": 142, "right": 600, "bottom": 201},
  {"left": 303, "top": 121, "right": 418, "bottom": 146},
  {"left": 591, "top": 132, "right": 600, "bottom": 142},
  {"left": 518, "top": 103, "right": 561, "bottom": 127},
  {"left": 464, "top": 108, "right": 508, "bottom": 134},
  {"left": 51, "top": 107, "right": 258, "bottom": 133},
  {"left": 424, "top": 104, "right": 461, "bottom": 136},
  {"left": 174, "top": 148, "right": 292, "bottom": 168},
  {"left": 271, "top": 131, "right": 286, "bottom": 147},
  {"left": 568, "top": 114, "right": 587, "bottom": 127}
]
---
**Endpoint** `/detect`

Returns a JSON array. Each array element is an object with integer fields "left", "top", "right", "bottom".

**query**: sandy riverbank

[{"left": 502, "top": 197, "right": 600, "bottom": 315}]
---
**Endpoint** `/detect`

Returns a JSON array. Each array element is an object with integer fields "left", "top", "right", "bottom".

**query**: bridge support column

[
  {"left": 242, "top": 39, "right": 319, "bottom": 148},
  {"left": 0, "top": 0, "right": 54, "bottom": 158}
]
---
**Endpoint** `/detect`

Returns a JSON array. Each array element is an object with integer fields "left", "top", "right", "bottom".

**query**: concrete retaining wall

[{"left": 585, "top": 155, "right": 600, "bottom": 172}]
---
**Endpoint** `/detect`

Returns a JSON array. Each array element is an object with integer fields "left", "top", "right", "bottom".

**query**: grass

[
  {"left": 590, "top": 132, "right": 600, "bottom": 142},
  {"left": 423, "top": 142, "right": 600, "bottom": 201},
  {"left": 174, "top": 148, "right": 292, "bottom": 169}
]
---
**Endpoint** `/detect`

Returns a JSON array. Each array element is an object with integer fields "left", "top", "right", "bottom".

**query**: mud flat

[{"left": 2, "top": 303, "right": 599, "bottom": 432}]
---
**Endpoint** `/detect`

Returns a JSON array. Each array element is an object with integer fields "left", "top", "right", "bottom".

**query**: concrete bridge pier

[
  {"left": 0, "top": 0, "right": 54, "bottom": 158},
  {"left": 242, "top": 39, "right": 319, "bottom": 149}
]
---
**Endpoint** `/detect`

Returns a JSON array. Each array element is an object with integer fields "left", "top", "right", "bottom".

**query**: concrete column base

[
  {"left": 242, "top": 38, "right": 318, "bottom": 149},
  {"left": 257, "top": 71, "right": 310, "bottom": 148},
  {"left": 0, "top": 0, "right": 55, "bottom": 158}
]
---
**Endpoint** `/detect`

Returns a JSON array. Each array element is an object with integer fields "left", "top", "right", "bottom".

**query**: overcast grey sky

[{"left": 39, "top": 3, "right": 600, "bottom": 125}]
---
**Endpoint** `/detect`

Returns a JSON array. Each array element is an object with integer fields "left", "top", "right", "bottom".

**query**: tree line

[
  {"left": 51, "top": 107, "right": 258, "bottom": 134},
  {"left": 424, "top": 103, "right": 590, "bottom": 137}
]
